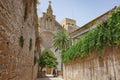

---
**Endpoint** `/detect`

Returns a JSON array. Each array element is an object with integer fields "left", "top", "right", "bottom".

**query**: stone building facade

[
  {"left": 38, "top": 1, "right": 63, "bottom": 71},
  {"left": 0, "top": 0, "right": 39, "bottom": 80}
]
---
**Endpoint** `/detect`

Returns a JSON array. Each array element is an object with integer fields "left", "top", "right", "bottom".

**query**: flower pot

[{"left": 46, "top": 67, "right": 52, "bottom": 74}]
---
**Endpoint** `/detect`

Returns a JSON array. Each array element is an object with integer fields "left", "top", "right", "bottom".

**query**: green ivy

[
  {"left": 62, "top": 6, "right": 120, "bottom": 63},
  {"left": 19, "top": 36, "right": 24, "bottom": 48},
  {"left": 29, "top": 38, "right": 32, "bottom": 50},
  {"left": 34, "top": 54, "right": 37, "bottom": 65}
]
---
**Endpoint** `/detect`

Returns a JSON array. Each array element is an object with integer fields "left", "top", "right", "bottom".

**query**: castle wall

[{"left": 0, "top": 0, "right": 38, "bottom": 80}]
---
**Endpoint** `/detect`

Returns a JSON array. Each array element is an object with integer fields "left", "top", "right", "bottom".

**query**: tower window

[{"left": 67, "top": 23, "right": 70, "bottom": 25}]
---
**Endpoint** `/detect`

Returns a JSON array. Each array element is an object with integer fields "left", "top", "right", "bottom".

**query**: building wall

[
  {"left": 63, "top": 46, "right": 120, "bottom": 80},
  {"left": 0, "top": 0, "right": 38, "bottom": 80}
]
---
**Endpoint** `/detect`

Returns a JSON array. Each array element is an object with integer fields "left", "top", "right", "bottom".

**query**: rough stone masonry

[{"left": 0, "top": 0, "right": 39, "bottom": 80}]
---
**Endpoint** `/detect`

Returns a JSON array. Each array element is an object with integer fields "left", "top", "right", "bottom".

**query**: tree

[
  {"left": 39, "top": 49, "right": 58, "bottom": 71},
  {"left": 53, "top": 29, "right": 72, "bottom": 52}
]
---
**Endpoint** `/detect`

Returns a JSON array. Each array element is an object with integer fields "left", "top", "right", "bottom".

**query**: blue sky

[{"left": 37, "top": 0, "right": 120, "bottom": 27}]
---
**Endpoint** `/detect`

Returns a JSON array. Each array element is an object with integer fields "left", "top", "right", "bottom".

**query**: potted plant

[{"left": 38, "top": 49, "right": 58, "bottom": 77}]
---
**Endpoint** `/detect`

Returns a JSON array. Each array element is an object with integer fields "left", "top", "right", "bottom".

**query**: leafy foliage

[
  {"left": 53, "top": 29, "right": 72, "bottom": 52},
  {"left": 62, "top": 6, "right": 120, "bottom": 63},
  {"left": 39, "top": 49, "right": 58, "bottom": 69}
]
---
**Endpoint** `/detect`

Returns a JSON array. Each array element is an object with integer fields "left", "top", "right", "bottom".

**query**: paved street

[
  {"left": 38, "top": 77, "right": 63, "bottom": 80},
  {"left": 37, "top": 74, "right": 64, "bottom": 80}
]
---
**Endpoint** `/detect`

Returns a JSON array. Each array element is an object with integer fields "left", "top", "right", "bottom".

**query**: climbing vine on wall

[
  {"left": 34, "top": 50, "right": 37, "bottom": 65},
  {"left": 62, "top": 6, "right": 120, "bottom": 63},
  {"left": 29, "top": 38, "right": 32, "bottom": 50},
  {"left": 19, "top": 36, "right": 24, "bottom": 48}
]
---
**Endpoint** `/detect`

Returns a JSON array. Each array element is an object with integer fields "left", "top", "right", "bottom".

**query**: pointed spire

[
  {"left": 47, "top": 0, "right": 53, "bottom": 15},
  {"left": 49, "top": 0, "right": 52, "bottom": 5}
]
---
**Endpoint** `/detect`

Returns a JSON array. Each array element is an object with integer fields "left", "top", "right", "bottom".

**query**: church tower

[
  {"left": 38, "top": 0, "right": 60, "bottom": 31},
  {"left": 60, "top": 18, "right": 78, "bottom": 33}
]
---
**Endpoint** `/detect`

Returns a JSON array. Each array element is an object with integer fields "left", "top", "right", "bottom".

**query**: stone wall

[
  {"left": 0, "top": 0, "right": 38, "bottom": 80},
  {"left": 63, "top": 46, "right": 120, "bottom": 80}
]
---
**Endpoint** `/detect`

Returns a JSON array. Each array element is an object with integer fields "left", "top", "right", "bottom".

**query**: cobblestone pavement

[
  {"left": 38, "top": 77, "right": 63, "bottom": 80},
  {"left": 37, "top": 74, "right": 64, "bottom": 80}
]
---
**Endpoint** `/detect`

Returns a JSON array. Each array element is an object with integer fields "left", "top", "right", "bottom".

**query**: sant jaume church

[
  {"left": 38, "top": 1, "right": 78, "bottom": 72},
  {"left": 38, "top": 1, "right": 63, "bottom": 72}
]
